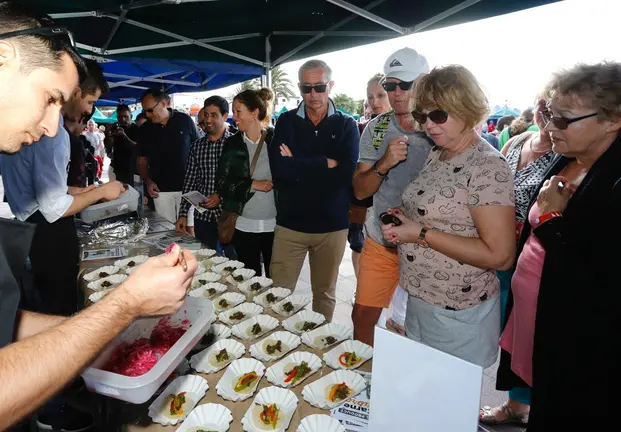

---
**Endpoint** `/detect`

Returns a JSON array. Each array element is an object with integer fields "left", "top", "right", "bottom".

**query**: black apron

[{"left": 0, "top": 218, "right": 35, "bottom": 347}]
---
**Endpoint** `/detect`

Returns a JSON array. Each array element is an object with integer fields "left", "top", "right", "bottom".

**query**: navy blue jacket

[{"left": 269, "top": 101, "right": 359, "bottom": 233}]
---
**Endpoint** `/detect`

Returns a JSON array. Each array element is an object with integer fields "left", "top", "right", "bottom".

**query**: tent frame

[{"left": 50, "top": 0, "right": 482, "bottom": 89}]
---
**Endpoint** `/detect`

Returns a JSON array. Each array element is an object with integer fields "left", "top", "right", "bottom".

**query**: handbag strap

[{"left": 249, "top": 130, "right": 266, "bottom": 177}]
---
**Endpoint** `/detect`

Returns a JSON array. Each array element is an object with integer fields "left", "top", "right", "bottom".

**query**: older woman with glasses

[
  {"left": 381, "top": 65, "right": 516, "bottom": 368},
  {"left": 495, "top": 62, "right": 621, "bottom": 431}
]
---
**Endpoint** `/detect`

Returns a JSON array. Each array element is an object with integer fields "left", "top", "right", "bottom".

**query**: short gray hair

[{"left": 298, "top": 59, "right": 333, "bottom": 82}]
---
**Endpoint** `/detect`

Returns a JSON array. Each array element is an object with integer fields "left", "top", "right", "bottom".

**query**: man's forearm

[
  {"left": 0, "top": 290, "right": 137, "bottom": 430},
  {"left": 14, "top": 310, "right": 67, "bottom": 341},
  {"left": 353, "top": 162, "right": 385, "bottom": 200},
  {"left": 62, "top": 188, "right": 104, "bottom": 217},
  {"left": 138, "top": 158, "right": 150, "bottom": 184}
]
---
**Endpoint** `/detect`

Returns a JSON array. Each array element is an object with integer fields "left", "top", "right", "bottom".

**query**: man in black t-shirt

[
  {"left": 138, "top": 89, "right": 200, "bottom": 223},
  {"left": 105, "top": 104, "right": 141, "bottom": 186}
]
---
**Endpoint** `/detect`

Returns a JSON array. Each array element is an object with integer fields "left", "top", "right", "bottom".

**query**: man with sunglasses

[
  {"left": 0, "top": 4, "right": 198, "bottom": 430},
  {"left": 138, "top": 89, "right": 201, "bottom": 224},
  {"left": 269, "top": 59, "right": 359, "bottom": 321},
  {"left": 351, "top": 48, "right": 434, "bottom": 346}
]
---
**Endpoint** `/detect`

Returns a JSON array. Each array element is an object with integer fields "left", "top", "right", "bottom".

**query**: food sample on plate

[
  {"left": 205, "top": 288, "right": 218, "bottom": 299},
  {"left": 314, "top": 335, "right": 338, "bottom": 349},
  {"left": 249, "top": 282, "right": 263, "bottom": 292},
  {"left": 283, "top": 361, "right": 311, "bottom": 386},
  {"left": 223, "top": 265, "right": 236, "bottom": 273},
  {"left": 228, "top": 311, "right": 245, "bottom": 322},
  {"left": 263, "top": 340, "right": 284, "bottom": 356},
  {"left": 296, "top": 321, "right": 318, "bottom": 332},
  {"left": 162, "top": 392, "right": 192, "bottom": 419},
  {"left": 98, "top": 271, "right": 110, "bottom": 278},
  {"left": 265, "top": 292, "right": 280, "bottom": 304},
  {"left": 101, "top": 280, "right": 113, "bottom": 288},
  {"left": 248, "top": 323, "right": 263, "bottom": 338},
  {"left": 211, "top": 348, "right": 230, "bottom": 367},
  {"left": 218, "top": 298, "right": 230, "bottom": 309},
  {"left": 102, "top": 318, "right": 188, "bottom": 376},
  {"left": 326, "top": 382, "right": 351, "bottom": 403},
  {"left": 233, "top": 371, "right": 259, "bottom": 394},
  {"left": 127, "top": 260, "right": 137, "bottom": 267},
  {"left": 281, "top": 301, "right": 295, "bottom": 314},
  {"left": 185, "top": 429, "right": 217, "bottom": 432},
  {"left": 338, "top": 352, "right": 362, "bottom": 368},
  {"left": 253, "top": 403, "right": 282, "bottom": 430}
]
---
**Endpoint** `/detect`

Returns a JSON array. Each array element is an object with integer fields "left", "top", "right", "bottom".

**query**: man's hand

[
  {"left": 378, "top": 136, "right": 409, "bottom": 172},
  {"left": 147, "top": 181, "right": 160, "bottom": 198},
  {"left": 175, "top": 216, "right": 188, "bottom": 234},
  {"left": 327, "top": 158, "right": 339, "bottom": 168},
  {"left": 202, "top": 194, "right": 221, "bottom": 209},
  {"left": 117, "top": 245, "right": 197, "bottom": 317},
  {"left": 280, "top": 144, "right": 293, "bottom": 157},
  {"left": 252, "top": 180, "right": 273, "bottom": 192},
  {"left": 99, "top": 181, "right": 125, "bottom": 202}
]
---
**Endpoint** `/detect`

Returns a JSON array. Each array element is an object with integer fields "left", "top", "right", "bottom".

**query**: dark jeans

[
  {"left": 233, "top": 229, "right": 274, "bottom": 277},
  {"left": 194, "top": 218, "right": 237, "bottom": 259},
  {"left": 26, "top": 211, "right": 80, "bottom": 315}
]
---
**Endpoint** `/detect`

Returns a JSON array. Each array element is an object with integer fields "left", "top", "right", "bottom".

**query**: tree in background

[
  {"left": 229, "top": 78, "right": 260, "bottom": 99},
  {"left": 229, "top": 66, "right": 296, "bottom": 103},
  {"left": 333, "top": 93, "right": 360, "bottom": 115}
]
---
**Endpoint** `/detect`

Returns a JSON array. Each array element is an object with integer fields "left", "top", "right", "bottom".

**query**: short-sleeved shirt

[
  {"left": 358, "top": 113, "right": 433, "bottom": 247},
  {"left": 399, "top": 138, "right": 515, "bottom": 310},
  {"left": 138, "top": 109, "right": 199, "bottom": 192}
]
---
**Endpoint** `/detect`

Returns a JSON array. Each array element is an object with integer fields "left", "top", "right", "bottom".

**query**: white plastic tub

[
  {"left": 81, "top": 296, "right": 215, "bottom": 404},
  {"left": 80, "top": 185, "right": 139, "bottom": 223}
]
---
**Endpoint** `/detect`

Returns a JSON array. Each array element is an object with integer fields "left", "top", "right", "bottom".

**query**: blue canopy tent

[
  {"left": 489, "top": 107, "right": 521, "bottom": 120},
  {"left": 91, "top": 107, "right": 109, "bottom": 122}
]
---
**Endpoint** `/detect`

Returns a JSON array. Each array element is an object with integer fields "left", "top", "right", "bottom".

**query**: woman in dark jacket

[
  {"left": 496, "top": 62, "right": 621, "bottom": 430},
  {"left": 216, "top": 88, "right": 276, "bottom": 277}
]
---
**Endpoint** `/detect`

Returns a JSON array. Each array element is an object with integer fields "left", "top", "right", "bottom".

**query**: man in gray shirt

[{"left": 352, "top": 48, "right": 433, "bottom": 345}]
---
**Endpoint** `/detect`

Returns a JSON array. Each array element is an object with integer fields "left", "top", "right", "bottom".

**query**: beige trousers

[{"left": 270, "top": 225, "right": 348, "bottom": 321}]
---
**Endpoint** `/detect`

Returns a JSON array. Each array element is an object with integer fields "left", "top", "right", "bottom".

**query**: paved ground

[{"left": 0, "top": 163, "right": 524, "bottom": 431}]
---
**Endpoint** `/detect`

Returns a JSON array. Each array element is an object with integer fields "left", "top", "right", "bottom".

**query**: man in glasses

[
  {"left": 268, "top": 59, "right": 359, "bottom": 321},
  {"left": 0, "top": 3, "right": 197, "bottom": 430},
  {"left": 138, "top": 89, "right": 201, "bottom": 224},
  {"left": 351, "top": 47, "right": 434, "bottom": 346}
]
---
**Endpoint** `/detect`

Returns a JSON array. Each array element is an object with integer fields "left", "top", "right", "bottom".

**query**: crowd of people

[{"left": 0, "top": 1, "right": 618, "bottom": 431}]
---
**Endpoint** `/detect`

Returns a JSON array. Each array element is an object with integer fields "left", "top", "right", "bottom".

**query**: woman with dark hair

[{"left": 216, "top": 88, "right": 276, "bottom": 276}]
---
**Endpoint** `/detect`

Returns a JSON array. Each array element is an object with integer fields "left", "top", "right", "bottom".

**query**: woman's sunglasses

[
  {"left": 382, "top": 81, "right": 414, "bottom": 92},
  {"left": 539, "top": 110, "right": 598, "bottom": 130},
  {"left": 411, "top": 110, "right": 449, "bottom": 125},
  {"left": 0, "top": 26, "right": 76, "bottom": 50},
  {"left": 299, "top": 84, "right": 328, "bottom": 94}
]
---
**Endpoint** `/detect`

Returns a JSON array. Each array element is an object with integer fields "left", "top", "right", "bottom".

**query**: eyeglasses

[
  {"left": 411, "top": 110, "right": 449, "bottom": 125},
  {"left": 299, "top": 83, "right": 328, "bottom": 94},
  {"left": 0, "top": 26, "right": 76, "bottom": 49},
  {"left": 539, "top": 110, "right": 598, "bottom": 130},
  {"left": 144, "top": 100, "right": 163, "bottom": 114},
  {"left": 382, "top": 81, "right": 414, "bottom": 92}
]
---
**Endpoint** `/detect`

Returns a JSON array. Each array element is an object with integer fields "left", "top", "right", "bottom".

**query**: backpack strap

[{"left": 371, "top": 111, "right": 394, "bottom": 150}]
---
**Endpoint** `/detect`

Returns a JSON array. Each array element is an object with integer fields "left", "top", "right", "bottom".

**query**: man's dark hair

[
  {"left": 140, "top": 88, "right": 170, "bottom": 103},
  {"left": 0, "top": 1, "right": 86, "bottom": 80},
  {"left": 496, "top": 115, "right": 515, "bottom": 132},
  {"left": 203, "top": 96, "right": 229, "bottom": 116},
  {"left": 116, "top": 104, "right": 131, "bottom": 114},
  {"left": 136, "top": 112, "right": 147, "bottom": 122},
  {"left": 80, "top": 58, "right": 109, "bottom": 96}
]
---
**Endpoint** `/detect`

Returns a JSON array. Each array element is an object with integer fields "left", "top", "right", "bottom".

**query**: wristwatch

[
  {"left": 373, "top": 162, "right": 387, "bottom": 178},
  {"left": 416, "top": 227, "right": 429, "bottom": 248}
]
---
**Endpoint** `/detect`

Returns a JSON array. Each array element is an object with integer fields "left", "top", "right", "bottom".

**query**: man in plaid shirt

[{"left": 176, "top": 96, "right": 236, "bottom": 257}]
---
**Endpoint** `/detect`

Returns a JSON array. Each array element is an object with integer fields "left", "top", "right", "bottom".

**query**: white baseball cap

[{"left": 383, "top": 47, "right": 430, "bottom": 82}]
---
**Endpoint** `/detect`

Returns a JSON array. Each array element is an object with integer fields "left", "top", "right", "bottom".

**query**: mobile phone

[{"left": 379, "top": 212, "right": 402, "bottom": 226}]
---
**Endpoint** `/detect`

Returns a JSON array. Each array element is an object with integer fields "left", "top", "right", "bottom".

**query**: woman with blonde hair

[
  {"left": 215, "top": 88, "right": 276, "bottom": 276},
  {"left": 381, "top": 65, "right": 515, "bottom": 367}
]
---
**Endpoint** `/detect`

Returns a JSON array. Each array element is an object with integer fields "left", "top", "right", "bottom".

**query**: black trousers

[
  {"left": 26, "top": 211, "right": 80, "bottom": 316},
  {"left": 233, "top": 230, "right": 274, "bottom": 278}
]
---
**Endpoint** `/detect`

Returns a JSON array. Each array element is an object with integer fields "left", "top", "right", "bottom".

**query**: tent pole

[{"left": 263, "top": 35, "right": 272, "bottom": 88}]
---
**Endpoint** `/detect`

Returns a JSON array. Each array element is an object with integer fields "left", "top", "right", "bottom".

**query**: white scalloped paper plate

[
  {"left": 323, "top": 340, "right": 373, "bottom": 371},
  {"left": 194, "top": 263, "right": 207, "bottom": 276},
  {"left": 190, "top": 338, "right": 246, "bottom": 373},
  {"left": 238, "top": 276, "right": 274, "bottom": 297},
  {"left": 203, "top": 256, "right": 229, "bottom": 270},
  {"left": 266, "top": 351, "right": 323, "bottom": 388},
  {"left": 175, "top": 403, "right": 232, "bottom": 432},
  {"left": 241, "top": 386, "right": 298, "bottom": 432},
  {"left": 271, "top": 294, "right": 312, "bottom": 317},
  {"left": 207, "top": 323, "right": 232, "bottom": 343},
  {"left": 225, "top": 268, "right": 257, "bottom": 286},
  {"left": 213, "top": 292, "right": 245, "bottom": 313},
  {"left": 301, "top": 323, "right": 352, "bottom": 350},
  {"left": 218, "top": 302, "right": 264, "bottom": 326},
  {"left": 249, "top": 331, "right": 301, "bottom": 362},
  {"left": 188, "top": 282, "right": 228, "bottom": 300},
  {"left": 296, "top": 414, "right": 346, "bottom": 432},
  {"left": 301, "top": 369, "right": 366, "bottom": 410},
  {"left": 192, "top": 248, "right": 218, "bottom": 259},
  {"left": 88, "top": 287, "right": 115, "bottom": 303},
  {"left": 148, "top": 375, "right": 209, "bottom": 426},
  {"left": 231, "top": 314, "right": 280, "bottom": 341},
  {"left": 191, "top": 272, "right": 222, "bottom": 288},
  {"left": 281, "top": 310, "right": 327, "bottom": 335},
  {"left": 87, "top": 274, "right": 127, "bottom": 292},
  {"left": 114, "top": 255, "right": 148, "bottom": 271},
  {"left": 216, "top": 358, "right": 265, "bottom": 402},
  {"left": 253, "top": 287, "right": 292, "bottom": 308},
  {"left": 213, "top": 260, "right": 245, "bottom": 275},
  {"left": 83, "top": 265, "right": 120, "bottom": 282}
]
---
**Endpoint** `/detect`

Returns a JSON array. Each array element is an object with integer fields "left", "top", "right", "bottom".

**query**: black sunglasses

[
  {"left": 382, "top": 81, "right": 414, "bottom": 92},
  {"left": 540, "top": 110, "right": 598, "bottom": 130},
  {"left": 299, "top": 83, "right": 328, "bottom": 94},
  {"left": 411, "top": 110, "right": 449, "bottom": 125},
  {"left": 144, "top": 100, "right": 163, "bottom": 114},
  {"left": 0, "top": 26, "right": 76, "bottom": 49}
]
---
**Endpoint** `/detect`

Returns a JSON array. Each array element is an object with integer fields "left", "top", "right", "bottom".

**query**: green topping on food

[
  {"left": 250, "top": 282, "right": 262, "bottom": 291},
  {"left": 215, "top": 348, "right": 229, "bottom": 363},
  {"left": 229, "top": 311, "right": 245, "bottom": 321},
  {"left": 301, "top": 321, "right": 317, "bottom": 331},
  {"left": 98, "top": 271, "right": 109, "bottom": 278},
  {"left": 233, "top": 274, "right": 245, "bottom": 282},
  {"left": 101, "top": 280, "right": 112, "bottom": 288},
  {"left": 127, "top": 260, "right": 136, "bottom": 267},
  {"left": 282, "top": 302, "right": 294, "bottom": 313},
  {"left": 251, "top": 323, "right": 262, "bottom": 335},
  {"left": 265, "top": 293, "right": 279, "bottom": 303},
  {"left": 218, "top": 298, "right": 229, "bottom": 308},
  {"left": 265, "top": 340, "right": 282, "bottom": 355}
]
